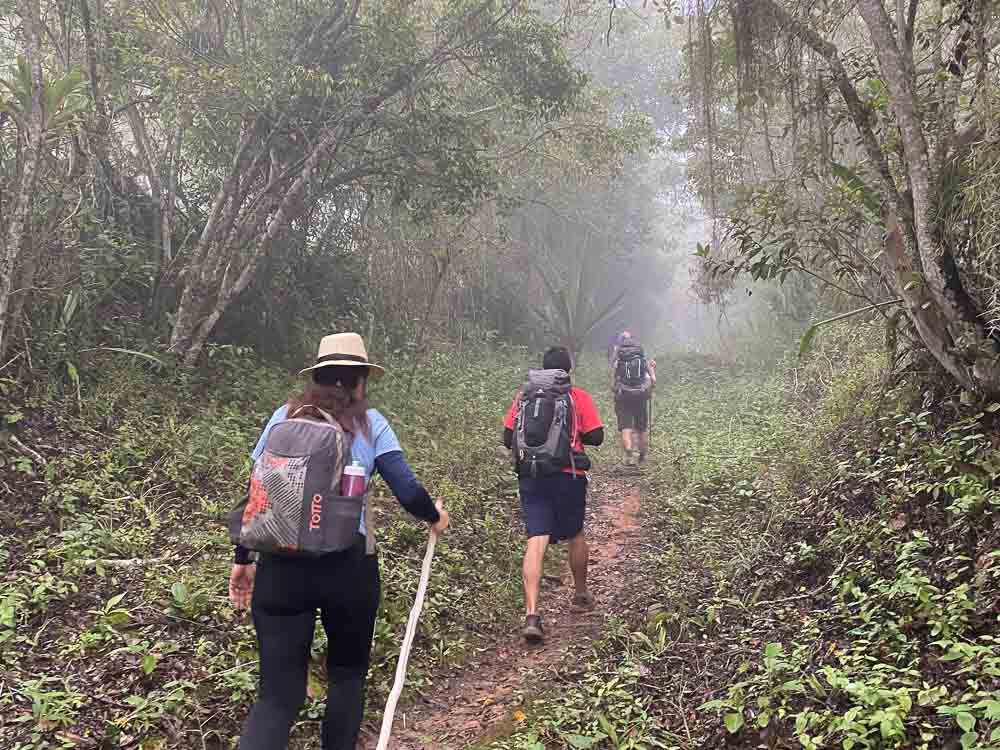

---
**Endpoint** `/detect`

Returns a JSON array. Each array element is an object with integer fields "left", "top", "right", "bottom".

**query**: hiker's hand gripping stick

[{"left": 431, "top": 500, "right": 450, "bottom": 534}]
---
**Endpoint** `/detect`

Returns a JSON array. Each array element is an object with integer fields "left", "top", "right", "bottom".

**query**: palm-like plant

[
  {"left": 529, "top": 255, "right": 627, "bottom": 361},
  {"left": 0, "top": 58, "right": 88, "bottom": 136}
]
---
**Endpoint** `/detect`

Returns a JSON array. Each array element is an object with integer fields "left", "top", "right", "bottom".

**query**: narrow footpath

[{"left": 375, "top": 468, "right": 644, "bottom": 749}]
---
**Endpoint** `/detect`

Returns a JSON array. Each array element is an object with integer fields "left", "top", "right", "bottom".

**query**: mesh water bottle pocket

[{"left": 298, "top": 494, "right": 365, "bottom": 555}]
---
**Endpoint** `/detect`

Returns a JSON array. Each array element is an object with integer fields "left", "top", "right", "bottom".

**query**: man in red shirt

[{"left": 503, "top": 346, "right": 605, "bottom": 643}]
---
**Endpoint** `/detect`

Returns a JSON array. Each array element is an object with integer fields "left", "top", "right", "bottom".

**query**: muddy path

[{"left": 372, "top": 469, "right": 644, "bottom": 750}]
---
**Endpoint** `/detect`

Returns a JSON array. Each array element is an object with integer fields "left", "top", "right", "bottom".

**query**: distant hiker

[
  {"left": 612, "top": 335, "right": 656, "bottom": 466},
  {"left": 609, "top": 328, "right": 630, "bottom": 365},
  {"left": 228, "top": 332, "right": 449, "bottom": 750},
  {"left": 503, "top": 346, "right": 604, "bottom": 643}
]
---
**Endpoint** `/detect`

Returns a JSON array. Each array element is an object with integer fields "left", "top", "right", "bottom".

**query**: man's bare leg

[
  {"left": 523, "top": 534, "right": 550, "bottom": 615},
  {"left": 620, "top": 428, "right": 635, "bottom": 465},
  {"left": 567, "top": 533, "right": 589, "bottom": 596},
  {"left": 567, "top": 532, "right": 596, "bottom": 610},
  {"left": 638, "top": 430, "right": 649, "bottom": 464}
]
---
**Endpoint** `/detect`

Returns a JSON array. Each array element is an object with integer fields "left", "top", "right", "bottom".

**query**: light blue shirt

[{"left": 252, "top": 406, "right": 402, "bottom": 535}]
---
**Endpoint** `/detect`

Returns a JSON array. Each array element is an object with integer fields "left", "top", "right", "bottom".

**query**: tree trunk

[
  {"left": 125, "top": 104, "right": 164, "bottom": 267},
  {"left": 6, "top": 229, "right": 40, "bottom": 347},
  {"left": 163, "top": 119, "right": 183, "bottom": 266},
  {"left": 858, "top": 0, "right": 999, "bottom": 392},
  {"left": 7, "top": 187, "right": 75, "bottom": 346},
  {"left": 857, "top": 1, "right": 945, "bottom": 310},
  {"left": 0, "top": 0, "right": 46, "bottom": 357},
  {"left": 881, "top": 207, "right": 972, "bottom": 390},
  {"left": 406, "top": 252, "right": 452, "bottom": 394},
  {"left": 168, "top": 129, "right": 256, "bottom": 355},
  {"left": 148, "top": 116, "right": 184, "bottom": 325}
]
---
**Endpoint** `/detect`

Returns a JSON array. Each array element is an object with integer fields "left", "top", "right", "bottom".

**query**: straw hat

[{"left": 298, "top": 332, "right": 385, "bottom": 379}]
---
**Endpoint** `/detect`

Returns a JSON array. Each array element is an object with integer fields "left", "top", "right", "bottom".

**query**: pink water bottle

[{"left": 340, "top": 460, "right": 366, "bottom": 497}]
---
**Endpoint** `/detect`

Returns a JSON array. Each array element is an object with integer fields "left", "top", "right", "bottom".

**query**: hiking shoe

[
  {"left": 522, "top": 614, "right": 544, "bottom": 643},
  {"left": 571, "top": 592, "right": 597, "bottom": 612}
]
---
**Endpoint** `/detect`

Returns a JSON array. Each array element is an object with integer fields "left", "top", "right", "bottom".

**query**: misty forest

[{"left": 4, "top": 0, "right": 1000, "bottom": 748}]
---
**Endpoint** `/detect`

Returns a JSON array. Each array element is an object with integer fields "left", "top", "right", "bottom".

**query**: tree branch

[
  {"left": 10, "top": 434, "right": 46, "bottom": 464},
  {"left": 754, "top": 0, "right": 902, "bottom": 218}
]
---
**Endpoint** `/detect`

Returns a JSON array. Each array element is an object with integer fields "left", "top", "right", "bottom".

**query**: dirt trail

[{"left": 374, "top": 470, "right": 643, "bottom": 750}]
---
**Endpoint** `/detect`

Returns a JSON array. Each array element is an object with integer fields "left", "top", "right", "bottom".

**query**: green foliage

[
  {"left": 670, "top": 331, "right": 1000, "bottom": 748},
  {"left": 1, "top": 0, "right": 656, "bottom": 371},
  {"left": 14, "top": 676, "right": 87, "bottom": 734},
  {"left": 830, "top": 162, "right": 881, "bottom": 219},
  {"left": 0, "top": 57, "right": 89, "bottom": 132},
  {"left": 530, "top": 261, "right": 628, "bottom": 356}
]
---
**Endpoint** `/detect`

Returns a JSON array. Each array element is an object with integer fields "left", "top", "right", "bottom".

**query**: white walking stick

[{"left": 375, "top": 528, "right": 439, "bottom": 750}]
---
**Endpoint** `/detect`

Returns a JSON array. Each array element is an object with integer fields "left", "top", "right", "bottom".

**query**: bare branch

[{"left": 752, "top": 0, "right": 900, "bottom": 213}]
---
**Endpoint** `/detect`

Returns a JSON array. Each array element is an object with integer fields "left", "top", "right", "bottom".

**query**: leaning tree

[{"left": 676, "top": 0, "right": 1000, "bottom": 393}]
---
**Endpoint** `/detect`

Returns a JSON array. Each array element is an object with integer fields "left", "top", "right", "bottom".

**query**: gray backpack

[
  {"left": 512, "top": 369, "right": 576, "bottom": 478},
  {"left": 229, "top": 406, "right": 366, "bottom": 556}
]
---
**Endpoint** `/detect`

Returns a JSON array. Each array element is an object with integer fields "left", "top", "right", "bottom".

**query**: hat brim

[{"left": 298, "top": 360, "right": 385, "bottom": 379}]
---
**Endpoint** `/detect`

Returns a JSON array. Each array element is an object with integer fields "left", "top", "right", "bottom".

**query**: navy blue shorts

[
  {"left": 615, "top": 395, "right": 649, "bottom": 431},
  {"left": 518, "top": 473, "right": 588, "bottom": 543}
]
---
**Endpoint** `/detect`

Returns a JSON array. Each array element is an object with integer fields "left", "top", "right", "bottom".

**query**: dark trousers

[{"left": 238, "top": 537, "right": 380, "bottom": 750}]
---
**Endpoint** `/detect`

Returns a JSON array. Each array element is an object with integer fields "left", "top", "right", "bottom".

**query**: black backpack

[
  {"left": 615, "top": 343, "right": 651, "bottom": 401},
  {"left": 512, "top": 369, "right": 576, "bottom": 478}
]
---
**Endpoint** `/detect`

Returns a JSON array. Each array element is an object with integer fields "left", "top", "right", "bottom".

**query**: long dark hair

[{"left": 287, "top": 365, "right": 371, "bottom": 439}]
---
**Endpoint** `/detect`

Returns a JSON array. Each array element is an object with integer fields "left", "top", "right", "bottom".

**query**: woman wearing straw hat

[{"left": 229, "top": 332, "right": 450, "bottom": 750}]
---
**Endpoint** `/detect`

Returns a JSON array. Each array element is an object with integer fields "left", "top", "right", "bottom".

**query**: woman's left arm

[{"left": 375, "top": 450, "right": 441, "bottom": 524}]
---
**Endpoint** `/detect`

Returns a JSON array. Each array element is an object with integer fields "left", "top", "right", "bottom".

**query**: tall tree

[
  {"left": 0, "top": 0, "right": 46, "bottom": 357},
  {"left": 686, "top": 0, "right": 1000, "bottom": 392}
]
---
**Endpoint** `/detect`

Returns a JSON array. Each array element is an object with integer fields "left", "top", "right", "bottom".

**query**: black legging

[{"left": 238, "top": 537, "right": 380, "bottom": 750}]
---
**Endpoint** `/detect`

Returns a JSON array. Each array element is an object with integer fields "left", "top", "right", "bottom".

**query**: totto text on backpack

[
  {"left": 228, "top": 406, "right": 367, "bottom": 557},
  {"left": 615, "top": 343, "right": 651, "bottom": 403},
  {"left": 512, "top": 369, "right": 576, "bottom": 478}
]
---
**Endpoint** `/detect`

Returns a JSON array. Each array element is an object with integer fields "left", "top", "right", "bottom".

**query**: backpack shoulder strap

[
  {"left": 567, "top": 391, "right": 577, "bottom": 436},
  {"left": 284, "top": 405, "right": 352, "bottom": 455},
  {"left": 567, "top": 390, "right": 578, "bottom": 474}
]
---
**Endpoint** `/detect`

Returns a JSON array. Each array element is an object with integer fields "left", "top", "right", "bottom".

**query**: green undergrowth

[
  {"left": 0, "top": 345, "right": 529, "bottom": 749},
  {"left": 491, "top": 325, "right": 1000, "bottom": 750}
]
